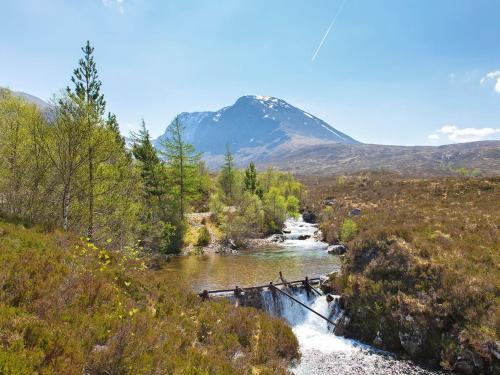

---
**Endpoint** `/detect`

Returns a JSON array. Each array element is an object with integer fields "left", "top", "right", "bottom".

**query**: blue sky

[{"left": 1, "top": 0, "right": 499, "bottom": 145}]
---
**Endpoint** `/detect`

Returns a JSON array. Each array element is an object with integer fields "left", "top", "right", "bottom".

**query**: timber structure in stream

[{"left": 198, "top": 274, "right": 340, "bottom": 330}]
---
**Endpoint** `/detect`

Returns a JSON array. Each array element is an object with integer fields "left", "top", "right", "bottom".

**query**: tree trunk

[
  {"left": 88, "top": 144, "right": 94, "bottom": 239},
  {"left": 62, "top": 183, "right": 70, "bottom": 231}
]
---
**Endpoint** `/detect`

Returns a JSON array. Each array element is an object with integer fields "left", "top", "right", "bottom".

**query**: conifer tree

[
  {"left": 161, "top": 116, "right": 201, "bottom": 221},
  {"left": 132, "top": 120, "right": 168, "bottom": 217},
  {"left": 219, "top": 144, "right": 236, "bottom": 201},
  {"left": 67, "top": 41, "right": 106, "bottom": 240},
  {"left": 243, "top": 161, "right": 258, "bottom": 194}
]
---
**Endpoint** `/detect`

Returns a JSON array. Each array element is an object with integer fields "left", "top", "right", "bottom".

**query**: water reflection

[{"left": 160, "top": 243, "right": 340, "bottom": 291}]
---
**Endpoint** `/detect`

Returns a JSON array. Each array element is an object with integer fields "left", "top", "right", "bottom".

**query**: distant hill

[
  {"left": 260, "top": 140, "right": 500, "bottom": 177},
  {"left": 11, "top": 90, "right": 50, "bottom": 110}
]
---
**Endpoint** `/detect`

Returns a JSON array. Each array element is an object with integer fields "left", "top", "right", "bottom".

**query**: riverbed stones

[{"left": 297, "top": 234, "right": 311, "bottom": 240}]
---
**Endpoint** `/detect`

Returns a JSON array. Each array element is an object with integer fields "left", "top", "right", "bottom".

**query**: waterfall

[{"left": 257, "top": 288, "right": 441, "bottom": 374}]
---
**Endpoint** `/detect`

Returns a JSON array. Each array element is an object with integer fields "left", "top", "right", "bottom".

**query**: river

[{"left": 161, "top": 216, "right": 442, "bottom": 374}]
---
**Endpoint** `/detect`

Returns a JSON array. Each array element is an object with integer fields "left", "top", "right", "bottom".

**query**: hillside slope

[
  {"left": 0, "top": 220, "right": 298, "bottom": 374},
  {"left": 304, "top": 174, "right": 500, "bottom": 373}
]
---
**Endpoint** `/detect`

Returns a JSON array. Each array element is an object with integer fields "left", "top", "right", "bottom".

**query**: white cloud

[
  {"left": 102, "top": 0, "right": 124, "bottom": 13},
  {"left": 480, "top": 70, "right": 500, "bottom": 93},
  {"left": 436, "top": 125, "right": 500, "bottom": 143}
]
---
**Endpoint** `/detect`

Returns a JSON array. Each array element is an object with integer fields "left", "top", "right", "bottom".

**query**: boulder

[
  {"left": 302, "top": 211, "right": 317, "bottom": 223},
  {"left": 283, "top": 229, "right": 291, "bottom": 234},
  {"left": 297, "top": 234, "right": 310, "bottom": 240},
  {"left": 224, "top": 238, "right": 237, "bottom": 249},
  {"left": 313, "top": 229, "right": 324, "bottom": 241},
  {"left": 348, "top": 208, "right": 362, "bottom": 216},
  {"left": 327, "top": 244, "right": 347, "bottom": 255},
  {"left": 323, "top": 198, "right": 337, "bottom": 206},
  {"left": 373, "top": 331, "right": 383, "bottom": 347},
  {"left": 269, "top": 234, "right": 285, "bottom": 243},
  {"left": 398, "top": 315, "right": 425, "bottom": 357},
  {"left": 334, "top": 314, "right": 351, "bottom": 336}
]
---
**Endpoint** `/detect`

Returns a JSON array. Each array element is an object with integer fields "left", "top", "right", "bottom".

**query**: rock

[
  {"left": 323, "top": 198, "right": 337, "bottom": 206},
  {"left": 232, "top": 350, "right": 245, "bottom": 364},
  {"left": 224, "top": 239, "right": 237, "bottom": 249},
  {"left": 283, "top": 229, "right": 291, "bottom": 234},
  {"left": 269, "top": 234, "right": 285, "bottom": 243},
  {"left": 302, "top": 211, "right": 317, "bottom": 223},
  {"left": 453, "top": 360, "right": 474, "bottom": 375},
  {"left": 398, "top": 315, "right": 425, "bottom": 357},
  {"left": 313, "top": 230, "right": 324, "bottom": 241},
  {"left": 453, "top": 348, "right": 485, "bottom": 374},
  {"left": 334, "top": 314, "right": 351, "bottom": 336},
  {"left": 373, "top": 331, "right": 383, "bottom": 347},
  {"left": 297, "top": 235, "right": 310, "bottom": 240},
  {"left": 348, "top": 208, "right": 362, "bottom": 216},
  {"left": 92, "top": 344, "right": 108, "bottom": 353},
  {"left": 327, "top": 244, "right": 347, "bottom": 255},
  {"left": 492, "top": 341, "right": 500, "bottom": 361}
]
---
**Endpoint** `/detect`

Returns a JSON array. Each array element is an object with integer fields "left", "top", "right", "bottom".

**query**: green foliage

[
  {"left": 243, "top": 161, "right": 259, "bottom": 194},
  {"left": 159, "top": 222, "right": 177, "bottom": 254},
  {"left": 218, "top": 145, "right": 237, "bottom": 203},
  {"left": 161, "top": 116, "right": 201, "bottom": 221},
  {"left": 197, "top": 226, "right": 211, "bottom": 246},
  {"left": 214, "top": 167, "right": 304, "bottom": 241},
  {"left": 340, "top": 218, "right": 358, "bottom": 242}
]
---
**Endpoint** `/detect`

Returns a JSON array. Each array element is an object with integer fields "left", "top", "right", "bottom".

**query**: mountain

[
  {"left": 11, "top": 90, "right": 51, "bottom": 111},
  {"left": 154, "top": 95, "right": 359, "bottom": 165},
  {"left": 153, "top": 95, "right": 499, "bottom": 176}
]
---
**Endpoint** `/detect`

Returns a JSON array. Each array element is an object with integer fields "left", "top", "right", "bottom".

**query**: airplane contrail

[{"left": 311, "top": 0, "right": 347, "bottom": 62}]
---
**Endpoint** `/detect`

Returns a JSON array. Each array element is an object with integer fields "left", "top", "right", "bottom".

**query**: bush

[
  {"left": 160, "top": 223, "right": 186, "bottom": 255},
  {"left": 197, "top": 226, "right": 211, "bottom": 246},
  {"left": 341, "top": 218, "right": 358, "bottom": 242}
]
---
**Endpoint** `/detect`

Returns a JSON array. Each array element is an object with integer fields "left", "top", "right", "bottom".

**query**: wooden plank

[{"left": 204, "top": 277, "right": 321, "bottom": 294}]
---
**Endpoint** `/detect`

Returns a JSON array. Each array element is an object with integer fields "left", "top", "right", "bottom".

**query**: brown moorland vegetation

[
  {"left": 301, "top": 172, "right": 499, "bottom": 373},
  {"left": 0, "top": 218, "right": 299, "bottom": 374}
]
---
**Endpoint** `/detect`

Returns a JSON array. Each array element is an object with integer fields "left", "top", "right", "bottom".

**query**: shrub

[
  {"left": 341, "top": 218, "right": 358, "bottom": 242},
  {"left": 197, "top": 226, "right": 211, "bottom": 246}
]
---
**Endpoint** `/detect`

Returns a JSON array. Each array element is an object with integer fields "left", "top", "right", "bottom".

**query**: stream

[{"left": 162, "top": 216, "right": 442, "bottom": 374}]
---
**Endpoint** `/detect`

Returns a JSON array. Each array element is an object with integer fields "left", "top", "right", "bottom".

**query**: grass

[
  {"left": 301, "top": 172, "right": 499, "bottom": 370},
  {"left": 0, "top": 220, "right": 299, "bottom": 374}
]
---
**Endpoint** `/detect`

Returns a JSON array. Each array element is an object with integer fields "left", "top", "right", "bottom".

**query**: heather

[
  {"left": 0, "top": 219, "right": 299, "bottom": 374},
  {"left": 303, "top": 173, "right": 499, "bottom": 371}
]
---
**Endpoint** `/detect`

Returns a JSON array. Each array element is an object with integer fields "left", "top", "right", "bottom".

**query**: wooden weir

[
  {"left": 199, "top": 275, "right": 337, "bottom": 329},
  {"left": 202, "top": 277, "right": 322, "bottom": 295}
]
